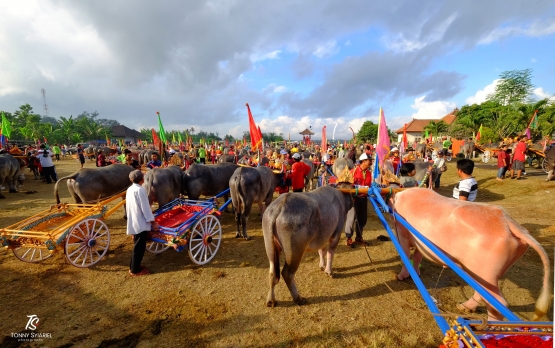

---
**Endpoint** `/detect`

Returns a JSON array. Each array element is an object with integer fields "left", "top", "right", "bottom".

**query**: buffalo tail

[
  {"left": 509, "top": 218, "right": 551, "bottom": 321},
  {"left": 54, "top": 172, "right": 79, "bottom": 204}
]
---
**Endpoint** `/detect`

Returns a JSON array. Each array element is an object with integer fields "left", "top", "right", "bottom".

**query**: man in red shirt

[
  {"left": 289, "top": 153, "right": 311, "bottom": 192},
  {"left": 511, "top": 136, "right": 527, "bottom": 180},
  {"left": 496, "top": 144, "right": 508, "bottom": 181},
  {"left": 346, "top": 153, "right": 373, "bottom": 247}
]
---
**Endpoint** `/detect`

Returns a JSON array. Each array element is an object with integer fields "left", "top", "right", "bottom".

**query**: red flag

[
  {"left": 321, "top": 126, "right": 327, "bottom": 157},
  {"left": 226, "top": 138, "right": 229, "bottom": 147},
  {"left": 257, "top": 126, "right": 263, "bottom": 150},
  {"left": 403, "top": 124, "right": 408, "bottom": 149},
  {"left": 428, "top": 132, "right": 433, "bottom": 143},
  {"left": 44, "top": 136, "right": 48, "bottom": 144},
  {"left": 243, "top": 137, "right": 246, "bottom": 147},
  {"left": 246, "top": 103, "right": 260, "bottom": 150},
  {"left": 344, "top": 139, "right": 347, "bottom": 148},
  {"left": 151, "top": 128, "right": 160, "bottom": 145}
]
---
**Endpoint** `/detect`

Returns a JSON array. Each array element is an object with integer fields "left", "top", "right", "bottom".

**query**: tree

[
  {"left": 97, "top": 118, "right": 120, "bottom": 128},
  {"left": 487, "top": 69, "right": 534, "bottom": 106},
  {"left": 423, "top": 120, "right": 449, "bottom": 137},
  {"left": 356, "top": 121, "right": 379, "bottom": 143}
]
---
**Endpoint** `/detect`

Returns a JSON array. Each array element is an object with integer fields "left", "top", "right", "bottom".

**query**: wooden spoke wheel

[
  {"left": 542, "top": 158, "right": 549, "bottom": 173},
  {"left": 482, "top": 150, "right": 491, "bottom": 163},
  {"left": 12, "top": 247, "right": 53, "bottom": 263},
  {"left": 65, "top": 219, "right": 110, "bottom": 268},
  {"left": 146, "top": 241, "right": 171, "bottom": 254},
  {"left": 188, "top": 215, "right": 222, "bottom": 265}
]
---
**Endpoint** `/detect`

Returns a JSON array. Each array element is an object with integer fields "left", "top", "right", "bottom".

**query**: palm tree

[{"left": 423, "top": 120, "right": 449, "bottom": 137}]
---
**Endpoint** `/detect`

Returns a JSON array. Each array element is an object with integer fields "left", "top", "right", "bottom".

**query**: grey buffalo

[
  {"left": 183, "top": 163, "right": 239, "bottom": 202},
  {"left": 55, "top": 164, "right": 134, "bottom": 205},
  {"left": 415, "top": 144, "right": 428, "bottom": 159},
  {"left": 461, "top": 141, "right": 475, "bottom": 159},
  {"left": 218, "top": 154, "right": 236, "bottom": 164},
  {"left": 143, "top": 166, "right": 185, "bottom": 207},
  {"left": 302, "top": 158, "right": 316, "bottom": 191},
  {"left": 545, "top": 146, "right": 555, "bottom": 181},
  {"left": 331, "top": 157, "right": 354, "bottom": 176},
  {"left": 230, "top": 166, "right": 280, "bottom": 240},
  {"left": 0, "top": 154, "right": 21, "bottom": 198},
  {"left": 263, "top": 186, "right": 351, "bottom": 307}
]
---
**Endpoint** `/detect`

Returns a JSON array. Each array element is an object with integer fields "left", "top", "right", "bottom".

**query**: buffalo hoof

[
  {"left": 243, "top": 236, "right": 251, "bottom": 241},
  {"left": 326, "top": 272, "right": 334, "bottom": 278},
  {"left": 235, "top": 232, "right": 241, "bottom": 238},
  {"left": 456, "top": 302, "right": 476, "bottom": 314},
  {"left": 295, "top": 297, "right": 307, "bottom": 306},
  {"left": 396, "top": 274, "right": 410, "bottom": 281},
  {"left": 266, "top": 300, "right": 277, "bottom": 308}
]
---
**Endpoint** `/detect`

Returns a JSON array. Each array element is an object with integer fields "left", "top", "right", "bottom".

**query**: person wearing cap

[
  {"left": 37, "top": 144, "right": 57, "bottom": 184},
  {"left": 288, "top": 153, "right": 311, "bottom": 192},
  {"left": 402, "top": 147, "right": 416, "bottom": 162},
  {"left": 346, "top": 153, "right": 373, "bottom": 247},
  {"left": 126, "top": 170, "right": 159, "bottom": 276},
  {"left": 432, "top": 149, "right": 447, "bottom": 191},
  {"left": 389, "top": 147, "right": 401, "bottom": 173}
]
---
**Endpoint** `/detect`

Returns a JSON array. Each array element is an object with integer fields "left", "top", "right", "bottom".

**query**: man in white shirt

[
  {"left": 37, "top": 144, "right": 57, "bottom": 184},
  {"left": 126, "top": 170, "right": 159, "bottom": 276}
]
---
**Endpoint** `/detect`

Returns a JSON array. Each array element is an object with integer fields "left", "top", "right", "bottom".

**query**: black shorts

[{"left": 79, "top": 155, "right": 85, "bottom": 164}]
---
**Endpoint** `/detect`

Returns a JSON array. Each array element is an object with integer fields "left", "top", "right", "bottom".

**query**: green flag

[
  {"left": 424, "top": 129, "right": 428, "bottom": 138},
  {"left": 156, "top": 111, "right": 167, "bottom": 143},
  {"left": 178, "top": 132, "right": 183, "bottom": 144},
  {"left": 530, "top": 110, "right": 539, "bottom": 129},
  {"left": 1, "top": 111, "right": 13, "bottom": 138},
  {"left": 172, "top": 133, "right": 176, "bottom": 144}
]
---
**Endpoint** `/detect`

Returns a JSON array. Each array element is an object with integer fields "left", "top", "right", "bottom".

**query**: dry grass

[{"left": 0, "top": 158, "right": 553, "bottom": 347}]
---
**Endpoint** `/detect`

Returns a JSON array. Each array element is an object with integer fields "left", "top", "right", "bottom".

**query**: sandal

[{"left": 456, "top": 302, "right": 475, "bottom": 313}]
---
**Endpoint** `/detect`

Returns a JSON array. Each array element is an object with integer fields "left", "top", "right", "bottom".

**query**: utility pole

[{"left": 41, "top": 88, "right": 49, "bottom": 118}]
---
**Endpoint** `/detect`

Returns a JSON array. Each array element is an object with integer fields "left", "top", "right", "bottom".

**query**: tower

[{"left": 41, "top": 88, "right": 48, "bottom": 118}]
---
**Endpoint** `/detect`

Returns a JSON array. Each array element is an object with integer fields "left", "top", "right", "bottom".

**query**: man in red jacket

[
  {"left": 346, "top": 153, "right": 373, "bottom": 247},
  {"left": 511, "top": 136, "right": 527, "bottom": 180},
  {"left": 289, "top": 153, "right": 311, "bottom": 192}
]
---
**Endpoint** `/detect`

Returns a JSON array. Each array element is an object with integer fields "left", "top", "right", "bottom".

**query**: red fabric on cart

[
  {"left": 439, "top": 335, "right": 552, "bottom": 348},
  {"left": 155, "top": 205, "right": 204, "bottom": 228}
]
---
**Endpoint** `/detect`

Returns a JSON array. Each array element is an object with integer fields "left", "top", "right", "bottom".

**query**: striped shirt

[{"left": 453, "top": 177, "right": 478, "bottom": 202}]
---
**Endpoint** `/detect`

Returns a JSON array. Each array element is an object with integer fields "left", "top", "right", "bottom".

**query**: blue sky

[{"left": 1, "top": 1, "right": 554, "bottom": 140}]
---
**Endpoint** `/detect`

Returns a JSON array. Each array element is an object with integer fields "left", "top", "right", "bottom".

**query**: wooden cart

[
  {"left": 0, "top": 193, "right": 126, "bottom": 267},
  {"left": 527, "top": 147, "right": 549, "bottom": 173}
]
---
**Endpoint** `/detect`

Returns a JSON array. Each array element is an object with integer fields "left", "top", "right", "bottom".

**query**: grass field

[{"left": 0, "top": 157, "right": 553, "bottom": 347}]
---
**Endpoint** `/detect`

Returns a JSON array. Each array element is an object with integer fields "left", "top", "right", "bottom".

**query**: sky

[{"left": 1, "top": 0, "right": 554, "bottom": 141}]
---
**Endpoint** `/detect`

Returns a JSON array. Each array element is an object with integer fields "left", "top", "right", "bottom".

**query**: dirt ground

[{"left": 0, "top": 157, "right": 553, "bottom": 348}]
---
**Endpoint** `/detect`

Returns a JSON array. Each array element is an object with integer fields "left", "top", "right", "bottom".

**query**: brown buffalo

[{"left": 391, "top": 188, "right": 550, "bottom": 321}]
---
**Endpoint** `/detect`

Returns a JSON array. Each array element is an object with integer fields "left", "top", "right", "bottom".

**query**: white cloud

[
  {"left": 465, "top": 79, "right": 500, "bottom": 105},
  {"left": 250, "top": 50, "right": 282, "bottom": 62},
  {"left": 531, "top": 58, "right": 537, "bottom": 63},
  {"left": 479, "top": 19, "right": 555, "bottom": 44},
  {"left": 533, "top": 87, "right": 553, "bottom": 100},
  {"left": 273, "top": 85, "right": 286, "bottom": 93},
  {"left": 313, "top": 40, "right": 339, "bottom": 58},
  {"left": 410, "top": 96, "right": 456, "bottom": 119}
]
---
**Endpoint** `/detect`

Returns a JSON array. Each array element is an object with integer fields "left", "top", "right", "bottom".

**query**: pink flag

[
  {"left": 376, "top": 108, "right": 390, "bottom": 169},
  {"left": 321, "top": 126, "right": 327, "bottom": 157}
]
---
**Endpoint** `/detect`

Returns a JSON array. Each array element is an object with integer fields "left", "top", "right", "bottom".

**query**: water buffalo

[
  {"left": 218, "top": 154, "right": 236, "bottom": 164},
  {"left": 0, "top": 154, "right": 21, "bottom": 198},
  {"left": 332, "top": 158, "right": 354, "bottom": 176},
  {"left": 230, "top": 166, "right": 280, "bottom": 240},
  {"left": 302, "top": 158, "right": 316, "bottom": 191},
  {"left": 415, "top": 144, "right": 427, "bottom": 159},
  {"left": 55, "top": 164, "right": 134, "bottom": 205},
  {"left": 183, "top": 163, "right": 239, "bottom": 202},
  {"left": 392, "top": 188, "right": 550, "bottom": 321},
  {"left": 143, "top": 166, "right": 185, "bottom": 207},
  {"left": 544, "top": 146, "right": 555, "bottom": 181},
  {"left": 263, "top": 186, "right": 351, "bottom": 306},
  {"left": 461, "top": 141, "right": 475, "bottom": 159}
]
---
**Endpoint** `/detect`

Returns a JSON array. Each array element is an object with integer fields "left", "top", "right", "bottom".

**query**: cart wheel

[
  {"left": 482, "top": 151, "right": 491, "bottom": 163},
  {"left": 65, "top": 219, "right": 110, "bottom": 268},
  {"left": 188, "top": 215, "right": 222, "bottom": 265},
  {"left": 12, "top": 247, "right": 53, "bottom": 263},
  {"left": 146, "top": 241, "right": 171, "bottom": 254},
  {"left": 445, "top": 154, "right": 452, "bottom": 162},
  {"left": 431, "top": 150, "right": 438, "bottom": 161},
  {"left": 542, "top": 158, "right": 549, "bottom": 173}
]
